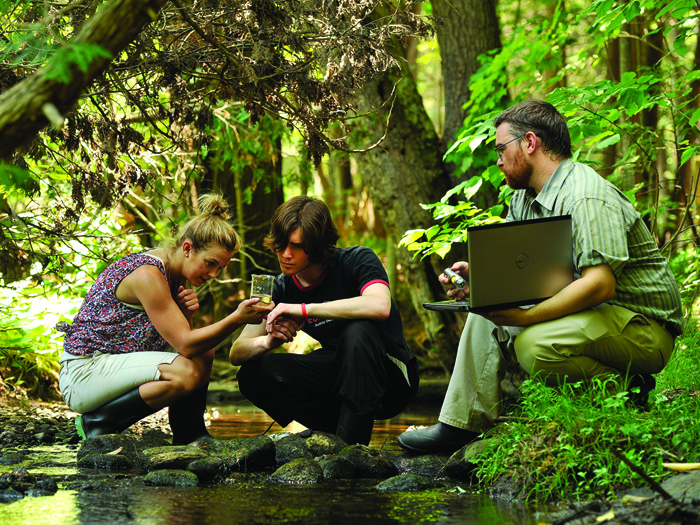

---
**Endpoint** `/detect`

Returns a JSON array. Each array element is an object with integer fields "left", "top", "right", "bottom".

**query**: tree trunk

[
  {"left": 0, "top": 0, "right": 167, "bottom": 159},
  {"left": 433, "top": 0, "right": 501, "bottom": 150},
  {"left": 355, "top": 68, "right": 464, "bottom": 372}
]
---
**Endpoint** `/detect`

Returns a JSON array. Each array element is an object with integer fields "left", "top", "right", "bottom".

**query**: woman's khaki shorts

[{"left": 59, "top": 350, "right": 179, "bottom": 414}]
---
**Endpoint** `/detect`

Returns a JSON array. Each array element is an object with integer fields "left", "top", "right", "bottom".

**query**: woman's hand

[
  {"left": 176, "top": 286, "right": 199, "bottom": 324},
  {"left": 234, "top": 297, "right": 276, "bottom": 325}
]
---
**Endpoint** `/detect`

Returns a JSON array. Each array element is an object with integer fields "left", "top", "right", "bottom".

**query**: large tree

[{"left": 355, "top": 0, "right": 502, "bottom": 371}]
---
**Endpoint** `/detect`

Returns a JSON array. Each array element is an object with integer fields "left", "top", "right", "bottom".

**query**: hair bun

[{"left": 198, "top": 192, "right": 230, "bottom": 221}]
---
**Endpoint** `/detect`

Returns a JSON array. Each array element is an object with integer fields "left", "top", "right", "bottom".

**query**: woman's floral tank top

[{"left": 57, "top": 251, "right": 175, "bottom": 356}]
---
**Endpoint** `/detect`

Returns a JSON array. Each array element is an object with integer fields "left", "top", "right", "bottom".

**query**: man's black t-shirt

[{"left": 272, "top": 246, "right": 413, "bottom": 366}]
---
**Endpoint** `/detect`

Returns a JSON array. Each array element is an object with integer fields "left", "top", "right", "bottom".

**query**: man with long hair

[{"left": 231, "top": 196, "right": 419, "bottom": 445}]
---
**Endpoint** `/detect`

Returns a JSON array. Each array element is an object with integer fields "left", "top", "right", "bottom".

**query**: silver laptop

[{"left": 423, "top": 215, "right": 574, "bottom": 313}]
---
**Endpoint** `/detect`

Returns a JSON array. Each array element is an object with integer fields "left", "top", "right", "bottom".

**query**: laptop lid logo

[{"left": 516, "top": 253, "right": 529, "bottom": 269}]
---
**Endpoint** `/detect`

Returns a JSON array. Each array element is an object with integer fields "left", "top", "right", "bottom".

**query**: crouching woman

[{"left": 57, "top": 193, "right": 272, "bottom": 443}]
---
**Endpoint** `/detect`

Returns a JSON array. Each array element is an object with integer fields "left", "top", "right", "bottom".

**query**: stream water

[{"left": 0, "top": 401, "right": 545, "bottom": 524}]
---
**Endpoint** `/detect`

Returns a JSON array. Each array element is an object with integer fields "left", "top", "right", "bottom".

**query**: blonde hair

[{"left": 172, "top": 193, "right": 242, "bottom": 253}]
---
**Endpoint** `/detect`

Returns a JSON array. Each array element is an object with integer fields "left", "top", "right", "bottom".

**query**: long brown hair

[{"left": 264, "top": 195, "right": 339, "bottom": 267}]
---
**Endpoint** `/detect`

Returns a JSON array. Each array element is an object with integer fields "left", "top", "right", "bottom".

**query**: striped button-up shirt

[{"left": 507, "top": 158, "right": 683, "bottom": 337}]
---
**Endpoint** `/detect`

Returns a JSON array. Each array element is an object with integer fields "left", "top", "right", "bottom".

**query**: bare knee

[{"left": 163, "top": 356, "right": 207, "bottom": 394}]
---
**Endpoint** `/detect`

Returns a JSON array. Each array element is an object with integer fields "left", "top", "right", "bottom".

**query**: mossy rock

[
  {"left": 76, "top": 434, "right": 144, "bottom": 464},
  {"left": 77, "top": 453, "right": 134, "bottom": 470},
  {"left": 443, "top": 438, "right": 491, "bottom": 481},
  {"left": 317, "top": 456, "right": 358, "bottom": 480},
  {"left": 375, "top": 474, "right": 436, "bottom": 492},
  {"left": 270, "top": 458, "right": 324, "bottom": 484},
  {"left": 141, "top": 445, "right": 210, "bottom": 471},
  {"left": 144, "top": 469, "right": 199, "bottom": 487},
  {"left": 338, "top": 444, "right": 398, "bottom": 478},
  {"left": 188, "top": 457, "right": 225, "bottom": 483},
  {"left": 274, "top": 431, "right": 347, "bottom": 465},
  {"left": 206, "top": 436, "right": 277, "bottom": 472},
  {"left": 394, "top": 453, "right": 446, "bottom": 477}
]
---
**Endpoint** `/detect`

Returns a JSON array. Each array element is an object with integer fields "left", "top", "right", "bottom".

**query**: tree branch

[{"left": 0, "top": 0, "right": 168, "bottom": 159}]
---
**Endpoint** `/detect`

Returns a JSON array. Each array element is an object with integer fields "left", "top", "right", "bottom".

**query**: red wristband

[{"left": 301, "top": 303, "right": 308, "bottom": 323}]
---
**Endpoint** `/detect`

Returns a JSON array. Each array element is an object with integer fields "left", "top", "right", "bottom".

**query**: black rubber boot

[
  {"left": 76, "top": 387, "right": 155, "bottom": 440},
  {"left": 628, "top": 374, "right": 656, "bottom": 410},
  {"left": 169, "top": 383, "right": 213, "bottom": 445},
  {"left": 336, "top": 403, "right": 374, "bottom": 446}
]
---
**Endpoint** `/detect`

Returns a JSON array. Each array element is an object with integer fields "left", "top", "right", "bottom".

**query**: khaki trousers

[{"left": 439, "top": 303, "right": 675, "bottom": 433}]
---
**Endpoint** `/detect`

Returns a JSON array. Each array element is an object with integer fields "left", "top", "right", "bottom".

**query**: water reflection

[{"left": 207, "top": 400, "right": 437, "bottom": 454}]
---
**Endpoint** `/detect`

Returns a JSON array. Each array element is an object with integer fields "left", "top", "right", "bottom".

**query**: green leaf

[
  {"left": 425, "top": 225, "right": 441, "bottom": 241},
  {"left": 618, "top": 87, "right": 646, "bottom": 115},
  {"left": 398, "top": 229, "right": 425, "bottom": 247},
  {"left": 45, "top": 43, "right": 112, "bottom": 84},
  {"left": 435, "top": 244, "right": 453, "bottom": 258},
  {"left": 0, "top": 164, "right": 40, "bottom": 196},
  {"left": 623, "top": 1, "right": 641, "bottom": 21},
  {"left": 596, "top": 134, "right": 621, "bottom": 149},
  {"left": 690, "top": 107, "right": 700, "bottom": 127},
  {"left": 594, "top": 0, "right": 615, "bottom": 17},
  {"left": 680, "top": 146, "right": 698, "bottom": 167},
  {"left": 673, "top": 34, "right": 688, "bottom": 57}
]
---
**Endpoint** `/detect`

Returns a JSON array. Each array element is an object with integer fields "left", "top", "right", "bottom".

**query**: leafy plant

[
  {"left": 473, "top": 365, "right": 700, "bottom": 501},
  {"left": 402, "top": 0, "right": 700, "bottom": 264}
]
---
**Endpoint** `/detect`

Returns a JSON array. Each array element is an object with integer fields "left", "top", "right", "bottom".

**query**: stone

[
  {"left": 375, "top": 474, "right": 436, "bottom": 492},
  {"left": 317, "top": 456, "right": 357, "bottom": 480},
  {"left": 141, "top": 445, "right": 210, "bottom": 471},
  {"left": 34, "top": 475, "right": 59, "bottom": 493},
  {"left": 394, "top": 454, "right": 446, "bottom": 477},
  {"left": 7, "top": 466, "right": 35, "bottom": 484},
  {"left": 0, "top": 489, "right": 24, "bottom": 502},
  {"left": 188, "top": 457, "right": 226, "bottom": 483},
  {"left": 77, "top": 434, "right": 144, "bottom": 464},
  {"left": 338, "top": 445, "right": 398, "bottom": 478},
  {"left": 662, "top": 470, "right": 700, "bottom": 502},
  {"left": 24, "top": 488, "right": 56, "bottom": 498},
  {"left": 443, "top": 439, "right": 492, "bottom": 481},
  {"left": 205, "top": 436, "right": 277, "bottom": 472},
  {"left": 270, "top": 458, "right": 324, "bottom": 484},
  {"left": 144, "top": 469, "right": 199, "bottom": 487},
  {"left": 0, "top": 451, "right": 27, "bottom": 466},
  {"left": 274, "top": 431, "right": 347, "bottom": 465},
  {"left": 77, "top": 453, "right": 134, "bottom": 470}
]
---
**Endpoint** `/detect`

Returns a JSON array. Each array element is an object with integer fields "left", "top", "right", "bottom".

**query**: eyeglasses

[{"left": 494, "top": 133, "right": 527, "bottom": 160}]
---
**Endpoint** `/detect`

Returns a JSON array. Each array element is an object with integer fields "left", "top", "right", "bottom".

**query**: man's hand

[
  {"left": 266, "top": 316, "right": 301, "bottom": 344},
  {"left": 440, "top": 262, "right": 469, "bottom": 300},
  {"left": 265, "top": 303, "right": 303, "bottom": 332}
]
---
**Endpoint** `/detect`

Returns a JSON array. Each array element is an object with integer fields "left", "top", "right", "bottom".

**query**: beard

[{"left": 504, "top": 148, "right": 533, "bottom": 190}]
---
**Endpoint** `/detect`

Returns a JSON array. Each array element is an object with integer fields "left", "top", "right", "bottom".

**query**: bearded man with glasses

[{"left": 397, "top": 99, "right": 683, "bottom": 454}]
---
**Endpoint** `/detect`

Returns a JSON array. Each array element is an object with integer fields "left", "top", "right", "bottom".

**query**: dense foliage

[{"left": 401, "top": 0, "right": 699, "bottom": 260}]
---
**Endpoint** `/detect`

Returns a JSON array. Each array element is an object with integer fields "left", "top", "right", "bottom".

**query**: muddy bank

[{"left": 1, "top": 402, "right": 699, "bottom": 524}]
